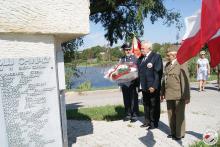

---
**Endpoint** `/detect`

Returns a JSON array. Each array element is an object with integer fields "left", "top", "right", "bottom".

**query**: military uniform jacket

[
  {"left": 119, "top": 54, "right": 137, "bottom": 64},
  {"left": 161, "top": 61, "right": 190, "bottom": 100},
  {"left": 137, "top": 52, "right": 163, "bottom": 91}
]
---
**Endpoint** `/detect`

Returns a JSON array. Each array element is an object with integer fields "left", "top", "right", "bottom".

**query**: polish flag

[
  {"left": 208, "top": 30, "right": 220, "bottom": 67},
  {"left": 131, "top": 36, "right": 142, "bottom": 58},
  {"left": 177, "top": 0, "right": 220, "bottom": 67},
  {"left": 177, "top": 11, "right": 202, "bottom": 64},
  {"left": 202, "top": 0, "right": 220, "bottom": 67}
]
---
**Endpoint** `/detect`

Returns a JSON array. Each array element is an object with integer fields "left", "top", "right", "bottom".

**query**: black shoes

[
  {"left": 123, "top": 116, "right": 131, "bottom": 121},
  {"left": 167, "top": 135, "right": 184, "bottom": 140},
  {"left": 130, "top": 115, "right": 138, "bottom": 122},
  {"left": 153, "top": 123, "right": 158, "bottom": 128},
  {"left": 140, "top": 122, "right": 158, "bottom": 129},
  {"left": 140, "top": 123, "right": 150, "bottom": 128},
  {"left": 173, "top": 136, "right": 184, "bottom": 140},
  {"left": 147, "top": 124, "right": 158, "bottom": 130},
  {"left": 167, "top": 134, "right": 175, "bottom": 138},
  {"left": 130, "top": 118, "right": 137, "bottom": 123},
  {"left": 131, "top": 113, "right": 139, "bottom": 121},
  {"left": 123, "top": 115, "right": 138, "bottom": 122}
]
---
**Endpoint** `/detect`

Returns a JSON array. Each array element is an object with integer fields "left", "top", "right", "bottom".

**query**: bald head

[{"left": 141, "top": 40, "right": 152, "bottom": 55}]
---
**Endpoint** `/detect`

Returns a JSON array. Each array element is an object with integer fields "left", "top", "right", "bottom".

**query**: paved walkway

[
  {"left": 65, "top": 88, "right": 124, "bottom": 109},
  {"left": 66, "top": 81, "right": 220, "bottom": 147}
]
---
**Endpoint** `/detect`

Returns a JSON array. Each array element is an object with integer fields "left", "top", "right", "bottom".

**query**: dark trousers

[
  {"left": 121, "top": 84, "right": 139, "bottom": 117},
  {"left": 142, "top": 90, "right": 160, "bottom": 125}
]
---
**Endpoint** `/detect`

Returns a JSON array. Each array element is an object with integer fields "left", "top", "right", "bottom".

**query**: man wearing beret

[
  {"left": 137, "top": 40, "right": 163, "bottom": 129},
  {"left": 160, "top": 45, "right": 190, "bottom": 140},
  {"left": 119, "top": 42, "right": 139, "bottom": 122}
]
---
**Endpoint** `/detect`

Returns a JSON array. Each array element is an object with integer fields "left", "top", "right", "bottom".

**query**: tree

[
  {"left": 110, "top": 47, "right": 123, "bottom": 61},
  {"left": 152, "top": 43, "right": 161, "bottom": 53},
  {"left": 90, "top": 0, "right": 182, "bottom": 45},
  {"left": 62, "top": 38, "right": 83, "bottom": 63},
  {"left": 63, "top": 0, "right": 182, "bottom": 56}
]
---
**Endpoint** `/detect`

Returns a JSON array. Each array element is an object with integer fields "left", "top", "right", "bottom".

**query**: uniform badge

[{"left": 147, "top": 63, "right": 153, "bottom": 68}]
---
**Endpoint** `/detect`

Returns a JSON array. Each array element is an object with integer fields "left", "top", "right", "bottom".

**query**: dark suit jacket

[{"left": 137, "top": 52, "right": 163, "bottom": 91}]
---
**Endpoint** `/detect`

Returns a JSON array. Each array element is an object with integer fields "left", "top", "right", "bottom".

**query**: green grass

[
  {"left": 66, "top": 105, "right": 166, "bottom": 121},
  {"left": 66, "top": 105, "right": 146, "bottom": 121},
  {"left": 73, "top": 86, "right": 119, "bottom": 92},
  {"left": 65, "top": 86, "right": 119, "bottom": 93},
  {"left": 75, "top": 81, "right": 92, "bottom": 92}
]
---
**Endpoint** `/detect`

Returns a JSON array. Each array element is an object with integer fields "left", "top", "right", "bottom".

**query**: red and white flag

[
  {"left": 131, "top": 36, "right": 142, "bottom": 58},
  {"left": 202, "top": 0, "right": 220, "bottom": 67},
  {"left": 177, "top": 0, "right": 220, "bottom": 67}
]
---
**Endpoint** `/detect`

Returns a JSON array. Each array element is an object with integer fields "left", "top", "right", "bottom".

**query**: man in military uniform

[
  {"left": 137, "top": 41, "right": 163, "bottom": 129},
  {"left": 119, "top": 42, "right": 139, "bottom": 122},
  {"left": 160, "top": 45, "right": 190, "bottom": 140}
]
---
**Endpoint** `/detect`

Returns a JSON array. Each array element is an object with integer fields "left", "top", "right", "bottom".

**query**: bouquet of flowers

[{"left": 104, "top": 62, "right": 138, "bottom": 83}]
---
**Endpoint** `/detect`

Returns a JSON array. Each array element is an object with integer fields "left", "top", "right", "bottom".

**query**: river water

[{"left": 70, "top": 66, "right": 117, "bottom": 89}]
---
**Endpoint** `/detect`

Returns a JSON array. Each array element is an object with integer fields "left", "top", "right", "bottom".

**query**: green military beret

[{"left": 166, "top": 45, "right": 179, "bottom": 53}]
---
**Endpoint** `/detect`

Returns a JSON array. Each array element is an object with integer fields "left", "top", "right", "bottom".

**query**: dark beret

[
  {"left": 121, "top": 42, "right": 132, "bottom": 50},
  {"left": 166, "top": 45, "right": 179, "bottom": 53}
]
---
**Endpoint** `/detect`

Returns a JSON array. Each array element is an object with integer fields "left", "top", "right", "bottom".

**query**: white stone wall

[
  {"left": 0, "top": 34, "right": 63, "bottom": 147},
  {"left": 0, "top": 0, "right": 90, "bottom": 39},
  {"left": 0, "top": 34, "right": 55, "bottom": 58}
]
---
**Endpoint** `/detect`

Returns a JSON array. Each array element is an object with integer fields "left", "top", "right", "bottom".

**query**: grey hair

[{"left": 141, "top": 40, "right": 152, "bottom": 50}]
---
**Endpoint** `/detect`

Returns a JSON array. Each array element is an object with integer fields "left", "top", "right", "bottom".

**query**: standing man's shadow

[
  {"left": 186, "top": 131, "right": 203, "bottom": 139},
  {"left": 139, "top": 130, "right": 156, "bottom": 147},
  {"left": 138, "top": 119, "right": 184, "bottom": 146},
  {"left": 138, "top": 117, "right": 170, "bottom": 147}
]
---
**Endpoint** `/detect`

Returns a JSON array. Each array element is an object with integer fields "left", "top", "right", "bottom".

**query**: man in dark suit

[
  {"left": 137, "top": 41, "right": 163, "bottom": 129},
  {"left": 119, "top": 42, "right": 139, "bottom": 122}
]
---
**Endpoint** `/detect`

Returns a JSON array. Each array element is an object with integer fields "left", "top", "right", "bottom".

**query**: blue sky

[{"left": 79, "top": 0, "right": 201, "bottom": 50}]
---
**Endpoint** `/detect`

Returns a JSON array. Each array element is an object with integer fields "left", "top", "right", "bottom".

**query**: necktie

[{"left": 142, "top": 56, "right": 147, "bottom": 63}]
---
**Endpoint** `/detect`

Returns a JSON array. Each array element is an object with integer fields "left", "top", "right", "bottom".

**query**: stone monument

[{"left": 0, "top": 0, "right": 89, "bottom": 147}]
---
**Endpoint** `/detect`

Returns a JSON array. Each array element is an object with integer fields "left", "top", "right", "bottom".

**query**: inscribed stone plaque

[{"left": 0, "top": 57, "right": 63, "bottom": 147}]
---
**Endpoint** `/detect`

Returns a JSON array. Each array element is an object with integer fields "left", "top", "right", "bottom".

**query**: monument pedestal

[
  {"left": 0, "top": 34, "right": 63, "bottom": 147},
  {"left": 0, "top": 0, "right": 89, "bottom": 147}
]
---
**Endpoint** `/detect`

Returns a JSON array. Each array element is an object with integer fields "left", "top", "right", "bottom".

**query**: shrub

[
  {"left": 188, "top": 57, "right": 198, "bottom": 78},
  {"left": 76, "top": 81, "right": 92, "bottom": 92}
]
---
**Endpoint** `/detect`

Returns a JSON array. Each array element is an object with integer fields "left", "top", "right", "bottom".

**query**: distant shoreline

[
  {"left": 65, "top": 61, "right": 117, "bottom": 67},
  {"left": 66, "top": 80, "right": 218, "bottom": 93}
]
